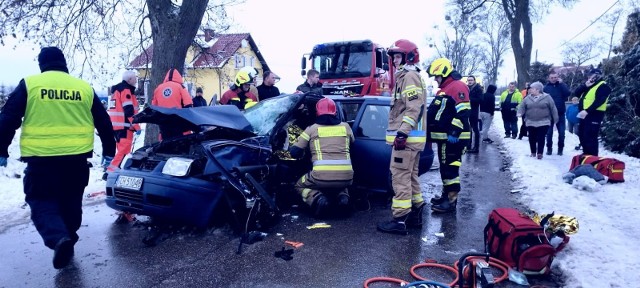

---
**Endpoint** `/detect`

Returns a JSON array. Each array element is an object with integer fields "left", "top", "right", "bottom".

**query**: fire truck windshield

[{"left": 312, "top": 51, "right": 372, "bottom": 79}]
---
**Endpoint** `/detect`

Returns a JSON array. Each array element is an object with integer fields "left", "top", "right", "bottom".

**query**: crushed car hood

[{"left": 133, "top": 105, "right": 254, "bottom": 133}]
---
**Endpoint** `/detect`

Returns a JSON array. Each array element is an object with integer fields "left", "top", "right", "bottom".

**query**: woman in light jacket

[{"left": 517, "top": 81, "right": 558, "bottom": 159}]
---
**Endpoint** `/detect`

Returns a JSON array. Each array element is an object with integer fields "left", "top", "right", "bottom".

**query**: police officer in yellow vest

[
  {"left": 0, "top": 47, "right": 116, "bottom": 269},
  {"left": 289, "top": 97, "right": 355, "bottom": 218},
  {"left": 377, "top": 39, "right": 427, "bottom": 235},
  {"left": 574, "top": 68, "right": 610, "bottom": 156}
]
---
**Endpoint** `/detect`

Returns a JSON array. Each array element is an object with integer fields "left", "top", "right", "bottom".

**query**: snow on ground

[
  {"left": 489, "top": 116, "right": 640, "bottom": 287},
  {"left": 0, "top": 118, "right": 639, "bottom": 286},
  {"left": 0, "top": 126, "right": 146, "bottom": 231}
]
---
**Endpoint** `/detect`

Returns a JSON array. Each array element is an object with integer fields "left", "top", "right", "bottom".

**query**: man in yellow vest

[
  {"left": 0, "top": 47, "right": 116, "bottom": 269},
  {"left": 574, "top": 68, "right": 610, "bottom": 156}
]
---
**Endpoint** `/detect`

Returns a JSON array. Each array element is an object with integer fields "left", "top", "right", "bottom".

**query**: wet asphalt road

[{"left": 0, "top": 141, "right": 562, "bottom": 287}]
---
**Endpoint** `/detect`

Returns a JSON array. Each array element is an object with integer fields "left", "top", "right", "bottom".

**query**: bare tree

[
  {"left": 426, "top": 3, "right": 485, "bottom": 76},
  {"left": 477, "top": 3, "right": 511, "bottom": 85},
  {"left": 0, "top": 0, "right": 238, "bottom": 143},
  {"left": 460, "top": 0, "right": 578, "bottom": 89},
  {"left": 602, "top": 6, "right": 625, "bottom": 59},
  {"left": 561, "top": 37, "right": 603, "bottom": 69}
]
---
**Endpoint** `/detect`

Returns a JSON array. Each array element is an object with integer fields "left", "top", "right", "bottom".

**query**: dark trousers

[
  {"left": 503, "top": 119, "right": 518, "bottom": 137},
  {"left": 437, "top": 141, "right": 466, "bottom": 193},
  {"left": 519, "top": 118, "right": 528, "bottom": 137},
  {"left": 578, "top": 117, "right": 602, "bottom": 156},
  {"left": 546, "top": 114, "right": 566, "bottom": 150},
  {"left": 24, "top": 158, "right": 89, "bottom": 249},
  {"left": 469, "top": 117, "right": 480, "bottom": 148},
  {"left": 527, "top": 126, "right": 549, "bottom": 155},
  {"left": 567, "top": 121, "right": 579, "bottom": 134}
]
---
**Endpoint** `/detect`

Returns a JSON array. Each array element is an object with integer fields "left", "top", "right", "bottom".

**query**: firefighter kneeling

[{"left": 289, "top": 98, "right": 355, "bottom": 218}]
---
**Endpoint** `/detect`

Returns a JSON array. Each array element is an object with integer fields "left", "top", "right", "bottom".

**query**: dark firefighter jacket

[{"left": 426, "top": 73, "right": 471, "bottom": 142}]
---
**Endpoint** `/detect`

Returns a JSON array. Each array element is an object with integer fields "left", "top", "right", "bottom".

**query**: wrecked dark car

[{"left": 105, "top": 93, "right": 434, "bottom": 229}]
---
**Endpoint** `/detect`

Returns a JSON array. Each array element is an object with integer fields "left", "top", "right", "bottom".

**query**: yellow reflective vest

[
  {"left": 21, "top": 71, "right": 95, "bottom": 157},
  {"left": 582, "top": 82, "right": 607, "bottom": 111}
]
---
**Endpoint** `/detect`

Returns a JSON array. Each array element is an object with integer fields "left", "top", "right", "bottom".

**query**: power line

[{"left": 557, "top": 0, "right": 621, "bottom": 48}]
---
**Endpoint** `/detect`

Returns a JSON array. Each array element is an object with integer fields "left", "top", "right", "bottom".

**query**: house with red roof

[{"left": 128, "top": 30, "right": 271, "bottom": 104}]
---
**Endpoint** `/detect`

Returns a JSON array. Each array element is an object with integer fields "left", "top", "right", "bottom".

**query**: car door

[{"left": 347, "top": 100, "right": 392, "bottom": 192}]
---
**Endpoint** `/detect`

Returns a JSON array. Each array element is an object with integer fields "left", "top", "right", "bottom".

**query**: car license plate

[{"left": 115, "top": 176, "right": 143, "bottom": 190}]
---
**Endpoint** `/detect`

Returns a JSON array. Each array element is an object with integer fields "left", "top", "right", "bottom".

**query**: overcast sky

[{"left": 0, "top": 0, "right": 629, "bottom": 93}]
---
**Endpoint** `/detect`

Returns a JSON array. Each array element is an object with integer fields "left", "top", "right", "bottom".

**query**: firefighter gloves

[
  {"left": 447, "top": 135, "right": 459, "bottom": 144},
  {"left": 0, "top": 157, "right": 7, "bottom": 167},
  {"left": 393, "top": 133, "right": 408, "bottom": 150}
]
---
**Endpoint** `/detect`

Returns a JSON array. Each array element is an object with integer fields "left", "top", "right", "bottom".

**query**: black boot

[
  {"left": 430, "top": 192, "right": 446, "bottom": 205},
  {"left": 53, "top": 237, "right": 74, "bottom": 269},
  {"left": 406, "top": 203, "right": 425, "bottom": 228},
  {"left": 546, "top": 147, "right": 553, "bottom": 155},
  {"left": 311, "top": 195, "right": 329, "bottom": 218},
  {"left": 557, "top": 147, "right": 563, "bottom": 156},
  {"left": 431, "top": 192, "right": 458, "bottom": 213},
  {"left": 377, "top": 214, "right": 408, "bottom": 235}
]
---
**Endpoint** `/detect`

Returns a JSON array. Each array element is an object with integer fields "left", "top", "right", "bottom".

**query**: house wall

[{"left": 133, "top": 42, "right": 265, "bottom": 105}]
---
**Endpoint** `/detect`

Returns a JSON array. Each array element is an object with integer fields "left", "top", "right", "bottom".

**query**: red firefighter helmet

[
  {"left": 316, "top": 97, "right": 337, "bottom": 116},
  {"left": 388, "top": 39, "right": 420, "bottom": 65}
]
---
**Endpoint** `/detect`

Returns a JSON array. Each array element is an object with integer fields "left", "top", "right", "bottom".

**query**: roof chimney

[{"left": 204, "top": 29, "right": 215, "bottom": 42}]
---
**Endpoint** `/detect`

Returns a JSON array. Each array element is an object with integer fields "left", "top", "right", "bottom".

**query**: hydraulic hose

[
  {"left": 409, "top": 262, "right": 458, "bottom": 287},
  {"left": 363, "top": 276, "right": 408, "bottom": 287}
]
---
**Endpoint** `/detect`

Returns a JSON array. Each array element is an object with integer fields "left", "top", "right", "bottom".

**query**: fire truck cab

[{"left": 301, "top": 40, "right": 393, "bottom": 96}]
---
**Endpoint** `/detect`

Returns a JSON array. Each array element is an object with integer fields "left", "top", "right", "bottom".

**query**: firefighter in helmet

[
  {"left": 376, "top": 39, "right": 427, "bottom": 235},
  {"left": 220, "top": 70, "right": 259, "bottom": 110},
  {"left": 426, "top": 57, "right": 471, "bottom": 213},
  {"left": 289, "top": 97, "right": 355, "bottom": 218},
  {"left": 240, "top": 66, "right": 261, "bottom": 99}
]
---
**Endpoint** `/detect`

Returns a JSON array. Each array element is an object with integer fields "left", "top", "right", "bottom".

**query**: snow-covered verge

[{"left": 490, "top": 116, "right": 640, "bottom": 287}]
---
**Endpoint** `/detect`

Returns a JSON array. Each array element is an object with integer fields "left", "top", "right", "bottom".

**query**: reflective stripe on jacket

[
  {"left": 293, "top": 123, "right": 355, "bottom": 182},
  {"left": 583, "top": 81, "right": 607, "bottom": 111},
  {"left": 22, "top": 71, "right": 95, "bottom": 157},
  {"left": 108, "top": 81, "right": 139, "bottom": 131},
  {"left": 220, "top": 89, "right": 258, "bottom": 110},
  {"left": 427, "top": 76, "right": 471, "bottom": 141},
  {"left": 386, "top": 67, "right": 426, "bottom": 151}
]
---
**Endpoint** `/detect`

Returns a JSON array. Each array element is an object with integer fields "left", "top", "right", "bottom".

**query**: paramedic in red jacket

[{"left": 152, "top": 68, "right": 193, "bottom": 140}]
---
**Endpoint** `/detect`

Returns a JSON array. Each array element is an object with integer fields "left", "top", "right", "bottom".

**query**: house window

[
  {"left": 249, "top": 56, "right": 255, "bottom": 67},
  {"left": 235, "top": 54, "right": 245, "bottom": 69}
]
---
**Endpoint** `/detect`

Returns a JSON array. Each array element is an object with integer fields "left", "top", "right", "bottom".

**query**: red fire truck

[{"left": 301, "top": 39, "right": 394, "bottom": 96}]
